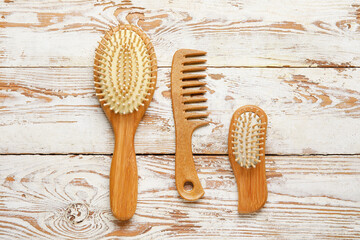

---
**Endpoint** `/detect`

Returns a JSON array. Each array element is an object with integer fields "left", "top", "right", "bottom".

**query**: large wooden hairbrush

[
  {"left": 171, "top": 49, "right": 208, "bottom": 201},
  {"left": 94, "top": 25, "right": 157, "bottom": 220}
]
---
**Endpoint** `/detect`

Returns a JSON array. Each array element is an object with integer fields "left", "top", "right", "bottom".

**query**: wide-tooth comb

[
  {"left": 171, "top": 49, "right": 209, "bottom": 201},
  {"left": 228, "top": 105, "right": 268, "bottom": 213}
]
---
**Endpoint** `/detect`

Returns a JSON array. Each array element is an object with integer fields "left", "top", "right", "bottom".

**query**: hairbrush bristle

[
  {"left": 231, "top": 111, "right": 266, "bottom": 168},
  {"left": 94, "top": 25, "right": 157, "bottom": 114}
]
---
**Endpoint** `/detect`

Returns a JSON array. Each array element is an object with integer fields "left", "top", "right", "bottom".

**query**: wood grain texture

[
  {"left": 1, "top": 67, "right": 359, "bottom": 155},
  {"left": 1, "top": 0, "right": 360, "bottom": 67},
  {"left": 2, "top": 0, "right": 359, "bottom": 238},
  {"left": 0, "top": 154, "right": 359, "bottom": 239}
]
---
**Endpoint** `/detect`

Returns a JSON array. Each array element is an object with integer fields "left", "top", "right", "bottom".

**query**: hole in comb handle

[{"left": 184, "top": 181, "right": 194, "bottom": 192}]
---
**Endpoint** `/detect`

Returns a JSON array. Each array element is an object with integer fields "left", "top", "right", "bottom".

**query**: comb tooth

[
  {"left": 182, "top": 80, "right": 206, "bottom": 88},
  {"left": 182, "top": 89, "right": 207, "bottom": 95},
  {"left": 182, "top": 74, "right": 206, "bottom": 80},
  {"left": 182, "top": 65, "right": 207, "bottom": 73},
  {"left": 184, "top": 105, "right": 208, "bottom": 111},
  {"left": 184, "top": 49, "right": 207, "bottom": 57},
  {"left": 183, "top": 96, "right": 207, "bottom": 103},
  {"left": 191, "top": 120, "right": 209, "bottom": 129},
  {"left": 183, "top": 58, "right": 207, "bottom": 65},
  {"left": 185, "top": 112, "right": 209, "bottom": 119}
]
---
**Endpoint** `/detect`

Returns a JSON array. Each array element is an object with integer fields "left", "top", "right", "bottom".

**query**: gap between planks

[
  {"left": 0, "top": 66, "right": 360, "bottom": 69},
  {"left": 1, "top": 153, "right": 360, "bottom": 156}
]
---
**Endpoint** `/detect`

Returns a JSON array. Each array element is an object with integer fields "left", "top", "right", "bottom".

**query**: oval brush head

[
  {"left": 93, "top": 24, "right": 157, "bottom": 221},
  {"left": 232, "top": 111, "right": 266, "bottom": 168},
  {"left": 228, "top": 105, "right": 268, "bottom": 213},
  {"left": 94, "top": 25, "right": 156, "bottom": 114}
]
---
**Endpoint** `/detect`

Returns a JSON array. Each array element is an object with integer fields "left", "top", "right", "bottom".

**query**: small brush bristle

[
  {"left": 231, "top": 111, "right": 266, "bottom": 168},
  {"left": 94, "top": 25, "right": 157, "bottom": 114}
]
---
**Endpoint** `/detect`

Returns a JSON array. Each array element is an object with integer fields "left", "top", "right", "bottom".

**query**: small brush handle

[
  {"left": 175, "top": 131, "right": 204, "bottom": 201},
  {"left": 110, "top": 123, "right": 137, "bottom": 221}
]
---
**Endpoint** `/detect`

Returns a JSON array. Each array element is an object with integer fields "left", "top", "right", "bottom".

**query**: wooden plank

[
  {"left": 0, "top": 154, "right": 359, "bottom": 239},
  {"left": 1, "top": 0, "right": 360, "bottom": 67},
  {"left": 1, "top": 67, "right": 360, "bottom": 155}
]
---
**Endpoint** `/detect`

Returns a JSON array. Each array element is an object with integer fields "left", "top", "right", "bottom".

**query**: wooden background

[{"left": 1, "top": 0, "right": 359, "bottom": 239}]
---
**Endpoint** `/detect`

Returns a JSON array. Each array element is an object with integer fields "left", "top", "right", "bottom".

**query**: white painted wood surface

[
  {"left": 1, "top": 67, "right": 359, "bottom": 154},
  {"left": 1, "top": 155, "right": 359, "bottom": 239},
  {"left": 1, "top": 0, "right": 360, "bottom": 67},
  {"left": 1, "top": 0, "right": 359, "bottom": 238}
]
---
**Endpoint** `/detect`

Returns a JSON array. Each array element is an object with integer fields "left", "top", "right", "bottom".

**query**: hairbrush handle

[
  {"left": 175, "top": 131, "right": 204, "bottom": 201},
  {"left": 109, "top": 121, "right": 138, "bottom": 221}
]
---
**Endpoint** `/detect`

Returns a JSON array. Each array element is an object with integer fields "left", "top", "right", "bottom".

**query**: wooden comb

[
  {"left": 228, "top": 105, "right": 268, "bottom": 213},
  {"left": 171, "top": 49, "right": 208, "bottom": 201}
]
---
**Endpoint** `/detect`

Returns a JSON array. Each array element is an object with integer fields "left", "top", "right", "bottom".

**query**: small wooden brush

[
  {"left": 171, "top": 49, "right": 208, "bottom": 201},
  {"left": 94, "top": 24, "right": 157, "bottom": 220},
  {"left": 228, "top": 105, "right": 268, "bottom": 213}
]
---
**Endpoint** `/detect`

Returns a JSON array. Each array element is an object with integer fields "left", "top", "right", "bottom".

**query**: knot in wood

[{"left": 65, "top": 203, "right": 89, "bottom": 224}]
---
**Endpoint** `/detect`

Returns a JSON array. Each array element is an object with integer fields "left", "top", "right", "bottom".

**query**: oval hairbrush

[
  {"left": 228, "top": 105, "right": 268, "bottom": 213},
  {"left": 94, "top": 25, "right": 157, "bottom": 220}
]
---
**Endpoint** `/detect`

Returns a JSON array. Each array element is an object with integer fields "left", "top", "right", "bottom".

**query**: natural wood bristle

[
  {"left": 231, "top": 110, "right": 266, "bottom": 168},
  {"left": 94, "top": 25, "right": 157, "bottom": 115}
]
